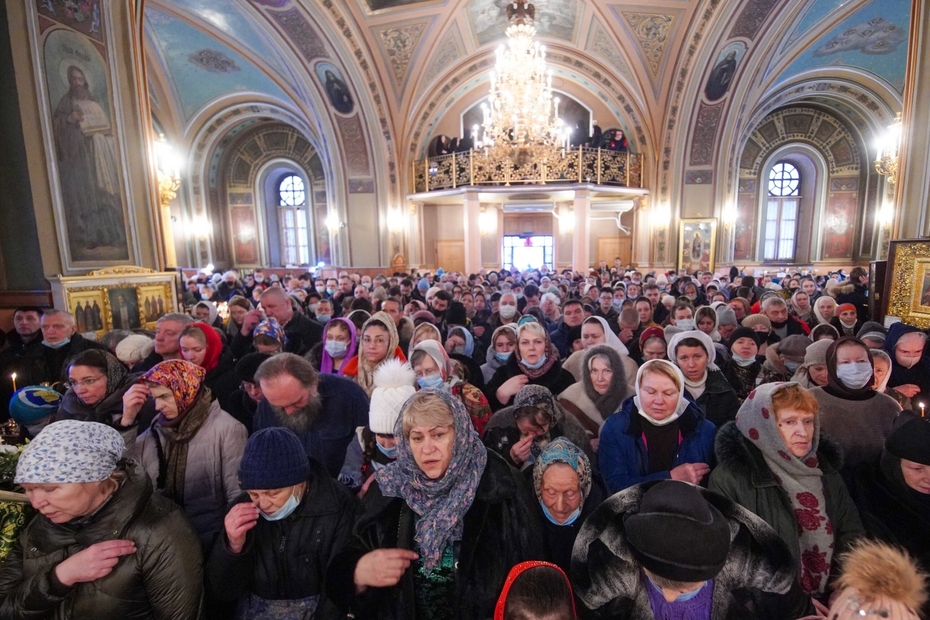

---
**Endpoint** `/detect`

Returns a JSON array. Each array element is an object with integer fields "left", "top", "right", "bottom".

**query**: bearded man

[{"left": 254, "top": 354, "right": 369, "bottom": 478}]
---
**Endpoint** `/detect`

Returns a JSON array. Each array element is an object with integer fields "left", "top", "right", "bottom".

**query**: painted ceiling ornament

[
  {"left": 188, "top": 49, "right": 241, "bottom": 74},
  {"left": 813, "top": 17, "right": 907, "bottom": 57}
]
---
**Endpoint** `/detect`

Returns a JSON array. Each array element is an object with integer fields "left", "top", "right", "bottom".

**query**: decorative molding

[
  {"left": 348, "top": 178, "right": 375, "bottom": 193},
  {"left": 685, "top": 170, "right": 714, "bottom": 184},
  {"left": 585, "top": 19, "right": 634, "bottom": 84},
  {"left": 689, "top": 103, "right": 724, "bottom": 166},
  {"left": 374, "top": 17, "right": 431, "bottom": 100},
  {"left": 269, "top": 7, "right": 329, "bottom": 62},
  {"left": 730, "top": 0, "right": 782, "bottom": 41},
  {"left": 616, "top": 10, "right": 676, "bottom": 77}
]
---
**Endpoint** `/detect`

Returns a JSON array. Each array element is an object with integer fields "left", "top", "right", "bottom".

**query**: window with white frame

[
  {"left": 277, "top": 174, "right": 310, "bottom": 265},
  {"left": 763, "top": 162, "right": 800, "bottom": 261}
]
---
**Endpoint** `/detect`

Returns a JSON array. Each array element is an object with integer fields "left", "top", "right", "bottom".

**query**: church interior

[{"left": 0, "top": 0, "right": 928, "bottom": 319}]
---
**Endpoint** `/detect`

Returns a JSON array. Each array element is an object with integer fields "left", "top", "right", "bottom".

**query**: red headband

[
  {"left": 837, "top": 303, "right": 857, "bottom": 314},
  {"left": 494, "top": 561, "right": 577, "bottom": 620}
]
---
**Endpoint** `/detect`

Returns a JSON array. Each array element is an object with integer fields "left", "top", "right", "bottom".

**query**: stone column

[
  {"left": 463, "top": 189, "right": 482, "bottom": 273},
  {"left": 572, "top": 188, "right": 591, "bottom": 271}
]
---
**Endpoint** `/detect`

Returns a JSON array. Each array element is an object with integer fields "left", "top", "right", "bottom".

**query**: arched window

[
  {"left": 763, "top": 162, "right": 800, "bottom": 261},
  {"left": 277, "top": 174, "right": 310, "bottom": 265}
]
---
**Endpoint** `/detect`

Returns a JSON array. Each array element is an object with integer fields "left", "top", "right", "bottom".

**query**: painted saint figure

[
  {"left": 323, "top": 69, "right": 354, "bottom": 115},
  {"left": 705, "top": 51, "right": 738, "bottom": 101}
]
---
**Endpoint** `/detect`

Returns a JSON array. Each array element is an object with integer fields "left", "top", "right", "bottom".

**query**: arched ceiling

[{"left": 143, "top": 0, "right": 911, "bottom": 194}]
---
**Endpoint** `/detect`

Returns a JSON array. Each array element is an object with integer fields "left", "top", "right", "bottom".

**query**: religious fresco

[
  {"left": 145, "top": 7, "right": 292, "bottom": 120},
  {"left": 315, "top": 62, "right": 355, "bottom": 115},
  {"left": 704, "top": 41, "right": 746, "bottom": 102},
  {"left": 779, "top": 0, "right": 911, "bottom": 92},
  {"left": 733, "top": 190, "right": 755, "bottom": 261},
  {"left": 36, "top": 0, "right": 102, "bottom": 38},
  {"left": 822, "top": 191, "right": 857, "bottom": 259},
  {"left": 469, "top": 0, "right": 577, "bottom": 46},
  {"left": 365, "top": 0, "right": 434, "bottom": 11}
]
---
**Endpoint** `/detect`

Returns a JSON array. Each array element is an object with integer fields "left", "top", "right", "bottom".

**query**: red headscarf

[
  {"left": 186, "top": 323, "right": 222, "bottom": 372},
  {"left": 494, "top": 561, "right": 577, "bottom": 620}
]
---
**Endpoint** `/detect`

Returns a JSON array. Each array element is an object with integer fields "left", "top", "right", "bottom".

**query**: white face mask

[
  {"left": 499, "top": 304, "right": 517, "bottom": 319},
  {"left": 836, "top": 361, "right": 873, "bottom": 390},
  {"left": 676, "top": 318, "right": 696, "bottom": 331},
  {"left": 898, "top": 355, "right": 921, "bottom": 369}
]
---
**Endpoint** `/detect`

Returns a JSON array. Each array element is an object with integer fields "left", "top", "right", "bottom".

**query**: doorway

[{"left": 503, "top": 235, "right": 553, "bottom": 271}]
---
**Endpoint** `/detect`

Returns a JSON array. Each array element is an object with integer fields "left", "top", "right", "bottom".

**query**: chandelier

[{"left": 479, "top": 3, "right": 567, "bottom": 164}]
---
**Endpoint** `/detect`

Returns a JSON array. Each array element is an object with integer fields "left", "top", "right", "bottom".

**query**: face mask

[
  {"left": 731, "top": 352, "right": 757, "bottom": 367},
  {"left": 840, "top": 319, "right": 858, "bottom": 329},
  {"left": 325, "top": 340, "right": 347, "bottom": 358},
  {"left": 417, "top": 373, "right": 445, "bottom": 390},
  {"left": 771, "top": 319, "right": 788, "bottom": 329},
  {"left": 260, "top": 492, "right": 300, "bottom": 521},
  {"left": 514, "top": 293, "right": 524, "bottom": 300},
  {"left": 376, "top": 442, "right": 397, "bottom": 459},
  {"left": 676, "top": 318, "right": 696, "bottom": 331},
  {"left": 686, "top": 294, "right": 697, "bottom": 302},
  {"left": 541, "top": 501, "right": 581, "bottom": 526},
  {"left": 201, "top": 293, "right": 212, "bottom": 300},
  {"left": 308, "top": 303, "right": 319, "bottom": 314},
  {"left": 450, "top": 346, "right": 464, "bottom": 356},
  {"left": 43, "top": 338, "right": 71, "bottom": 349},
  {"left": 254, "top": 275, "right": 264, "bottom": 283},
  {"left": 522, "top": 354, "right": 547, "bottom": 370},
  {"left": 898, "top": 355, "right": 921, "bottom": 369},
  {"left": 612, "top": 299, "right": 623, "bottom": 310},
  {"left": 499, "top": 305, "right": 517, "bottom": 319},
  {"left": 837, "top": 361, "right": 873, "bottom": 389},
  {"left": 495, "top": 351, "right": 512, "bottom": 364},
  {"left": 326, "top": 287, "right": 335, "bottom": 295},
  {"left": 316, "top": 314, "right": 332, "bottom": 323},
  {"left": 785, "top": 361, "right": 800, "bottom": 372}
]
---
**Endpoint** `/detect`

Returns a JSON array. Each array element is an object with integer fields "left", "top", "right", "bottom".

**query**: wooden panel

[
  {"left": 436, "top": 240, "right": 465, "bottom": 274},
  {"left": 503, "top": 214, "right": 553, "bottom": 235},
  {"left": 597, "top": 236, "right": 631, "bottom": 266}
]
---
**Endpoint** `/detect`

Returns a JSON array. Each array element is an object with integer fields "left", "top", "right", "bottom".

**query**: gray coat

[{"left": 129, "top": 399, "right": 247, "bottom": 548}]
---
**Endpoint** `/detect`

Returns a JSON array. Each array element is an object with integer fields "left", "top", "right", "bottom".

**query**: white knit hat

[
  {"left": 369, "top": 359, "right": 417, "bottom": 434},
  {"left": 115, "top": 334, "right": 154, "bottom": 366}
]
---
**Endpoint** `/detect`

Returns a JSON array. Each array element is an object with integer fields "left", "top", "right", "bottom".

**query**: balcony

[{"left": 412, "top": 147, "right": 644, "bottom": 193}]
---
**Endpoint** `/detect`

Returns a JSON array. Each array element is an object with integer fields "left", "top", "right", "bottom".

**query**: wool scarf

[
  {"left": 736, "top": 382, "right": 833, "bottom": 595},
  {"left": 152, "top": 389, "right": 212, "bottom": 506}
]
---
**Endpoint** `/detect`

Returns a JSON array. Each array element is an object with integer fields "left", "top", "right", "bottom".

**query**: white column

[
  {"left": 463, "top": 190, "right": 482, "bottom": 273},
  {"left": 572, "top": 189, "right": 590, "bottom": 272}
]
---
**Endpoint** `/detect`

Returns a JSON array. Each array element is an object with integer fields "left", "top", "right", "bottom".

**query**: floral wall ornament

[{"left": 188, "top": 49, "right": 241, "bottom": 74}]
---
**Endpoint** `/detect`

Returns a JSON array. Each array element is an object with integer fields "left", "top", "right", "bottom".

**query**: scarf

[
  {"left": 880, "top": 450, "right": 930, "bottom": 522},
  {"left": 142, "top": 359, "right": 207, "bottom": 422},
  {"left": 356, "top": 311, "right": 402, "bottom": 396},
  {"left": 736, "top": 382, "right": 833, "bottom": 594},
  {"left": 377, "top": 389, "right": 487, "bottom": 573},
  {"left": 494, "top": 562, "right": 577, "bottom": 620},
  {"left": 514, "top": 329, "right": 560, "bottom": 380},
  {"left": 532, "top": 437, "right": 592, "bottom": 509},
  {"left": 582, "top": 345, "right": 631, "bottom": 418},
  {"left": 583, "top": 316, "right": 630, "bottom": 356},
  {"left": 320, "top": 318, "right": 357, "bottom": 376},
  {"left": 100, "top": 351, "right": 128, "bottom": 398},
  {"left": 447, "top": 326, "right": 475, "bottom": 357},
  {"left": 192, "top": 300, "right": 218, "bottom": 325},
  {"left": 633, "top": 359, "right": 690, "bottom": 425},
  {"left": 513, "top": 384, "right": 566, "bottom": 458},
  {"left": 413, "top": 340, "right": 462, "bottom": 389},
  {"left": 813, "top": 298, "right": 835, "bottom": 325},
  {"left": 152, "top": 389, "right": 213, "bottom": 506},
  {"left": 187, "top": 323, "right": 222, "bottom": 373},
  {"left": 824, "top": 336, "right": 875, "bottom": 400},
  {"left": 789, "top": 291, "right": 813, "bottom": 324},
  {"left": 252, "top": 317, "right": 288, "bottom": 350},
  {"left": 884, "top": 323, "right": 930, "bottom": 389}
]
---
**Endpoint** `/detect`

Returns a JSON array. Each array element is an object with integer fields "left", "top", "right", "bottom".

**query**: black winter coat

[
  {"left": 53, "top": 372, "right": 157, "bottom": 442},
  {"left": 231, "top": 313, "right": 323, "bottom": 358},
  {"left": 326, "top": 451, "right": 545, "bottom": 619},
  {"left": 0, "top": 460, "right": 203, "bottom": 619},
  {"left": 206, "top": 459, "right": 357, "bottom": 617},
  {"left": 689, "top": 370, "right": 742, "bottom": 429},
  {"left": 485, "top": 355, "right": 576, "bottom": 411},
  {"left": 203, "top": 349, "right": 240, "bottom": 415}
]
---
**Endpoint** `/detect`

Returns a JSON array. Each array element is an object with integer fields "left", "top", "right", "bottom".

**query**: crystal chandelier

[{"left": 479, "top": 3, "right": 567, "bottom": 160}]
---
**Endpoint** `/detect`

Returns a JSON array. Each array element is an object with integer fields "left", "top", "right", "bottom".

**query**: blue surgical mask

[
  {"left": 260, "top": 492, "right": 301, "bottom": 521},
  {"left": 515, "top": 293, "right": 524, "bottom": 300},
  {"left": 522, "top": 354, "right": 547, "bottom": 370},
  {"left": 541, "top": 501, "right": 581, "bottom": 526},
  {"left": 316, "top": 314, "right": 332, "bottom": 323},
  {"left": 836, "top": 361, "right": 873, "bottom": 389},
  {"left": 451, "top": 345, "right": 464, "bottom": 356},
  {"left": 376, "top": 442, "right": 397, "bottom": 459},
  {"left": 495, "top": 351, "right": 512, "bottom": 364},
  {"left": 325, "top": 340, "right": 347, "bottom": 358},
  {"left": 326, "top": 287, "right": 335, "bottom": 295},
  {"left": 417, "top": 373, "right": 445, "bottom": 390},
  {"left": 43, "top": 338, "right": 71, "bottom": 349},
  {"left": 646, "top": 573, "right": 707, "bottom": 602},
  {"left": 731, "top": 352, "right": 757, "bottom": 367},
  {"left": 785, "top": 361, "right": 800, "bottom": 372}
]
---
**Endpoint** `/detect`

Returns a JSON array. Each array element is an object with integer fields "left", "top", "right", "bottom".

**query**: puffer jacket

[
  {"left": 207, "top": 459, "right": 358, "bottom": 618},
  {"left": 129, "top": 398, "right": 247, "bottom": 548},
  {"left": 0, "top": 459, "right": 203, "bottom": 619}
]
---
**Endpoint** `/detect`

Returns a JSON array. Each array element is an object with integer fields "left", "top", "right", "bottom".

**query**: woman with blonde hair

[{"left": 343, "top": 311, "right": 406, "bottom": 396}]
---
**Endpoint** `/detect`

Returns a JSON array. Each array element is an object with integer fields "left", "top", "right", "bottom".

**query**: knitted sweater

[{"left": 810, "top": 387, "right": 900, "bottom": 472}]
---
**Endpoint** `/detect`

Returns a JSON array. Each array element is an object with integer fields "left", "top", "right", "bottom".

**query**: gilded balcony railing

[{"left": 412, "top": 147, "right": 644, "bottom": 193}]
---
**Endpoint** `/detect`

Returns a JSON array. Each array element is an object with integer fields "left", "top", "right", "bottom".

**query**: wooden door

[
  {"left": 436, "top": 240, "right": 465, "bottom": 273},
  {"left": 597, "top": 236, "right": 632, "bottom": 266}
]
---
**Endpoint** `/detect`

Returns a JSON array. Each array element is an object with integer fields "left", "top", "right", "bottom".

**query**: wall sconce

[
  {"left": 326, "top": 212, "right": 346, "bottom": 233},
  {"left": 479, "top": 207, "right": 495, "bottom": 235},
  {"left": 650, "top": 203, "right": 670, "bottom": 233},
  {"left": 192, "top": 214, "right": 212, "bottom": 242},
  {"left": 722, "top": 203, "right": 738, "bottom": 231},
  {"left": 877, "top": 201, "right": 895, "bottom": 229},
  {"left": 875, "top": 112, "right": 902, "bottom": 185},
  {"left": 154, "top": 134, "right": 182, "bottom": 203}
]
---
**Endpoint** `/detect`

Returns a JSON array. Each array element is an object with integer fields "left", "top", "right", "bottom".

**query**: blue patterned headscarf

[
  {"left": 377, "top": 388, "right": 488, "bottom": 573},
  {"left": 532, "top": 438, "right": 593, "bottom": 505},
  {"left": 253, "top": 317, "right": 288, "bottom": 347},
  {"left": 15, "top": 420, "right": 124, "bottom": 484}
]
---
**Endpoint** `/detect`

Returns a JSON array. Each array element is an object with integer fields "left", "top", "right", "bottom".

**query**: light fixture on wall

[
  {"left": 722, "top": 203, "right": 738, "bottom": 231},
  {"left": 154, "top": 134, "right": 183, "bottom": 267},
  {"left": 326, "top": 212, "right": 345, "bottom": 233},
  {"left": 650, "top": 202, "right": 671, "bottom": 233},
  {"left": 479, "top": 206, "right": 496, "bottom": 235},
  {"left": 875, "top": 112, "right": 902, "bottom": 185}
]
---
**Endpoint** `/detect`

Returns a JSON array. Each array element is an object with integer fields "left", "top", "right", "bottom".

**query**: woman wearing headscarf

[
  {"left": 0, "top": 420, "right": 202, "bottom": 618},
  {"left": 227, "top": 295, "right": 253, "bottom": 339},
  {"left": 179, "top": 322, "right": 239, "bottom": 413},
  {"left": 871, "top": 349, "right": 909, "bottom": 409},
  {"left": 444, "top": 325, "right": 485, "bottom": 390},
  {"left": 192, "top": 299, "right": 225, "bottom": 330},
  {"left": 494, "top": 561, "right": 577, "bottom": 620},
  {"left": 790, "top": 289, "right": 815, "bottom": 329},
  {"left": 789, "top": 338, "right": 832, "bottom": 389},
  {"left": 54, "top": 349, "right": 154, "bottom": 442},
  {"left": 810, "top": 336, "right": 901, "bottom": 475},
  {"left": 557, "top": 344, "right": 631, "bottom": 447},
  {"left": 128, "top": 359, "right": 247, "bottom": 547},
  {"left": 709, "top": 382, "right": 864, "bottom": 599},
  {"left": 314, "top": 317, "right": 357, "bottom": 376},
  {"left": 884, "top": 323, "right": 930, "bottom": 407},
  {"left": 667, "top": 330, "right": 741, "bottom": 428},
  {"left": 326, "top": 389, "right": 544, "bottom": 620},
  {"left": 561, "top": 317, "right": 639, "bottom": 391},
  {"left": 486, "top": 322, "right": 576, "bottom": 411},
  {"left": 411, "top": 340, "right": 491, "bottom": 437},
  {"left": 532, "top": 438, "right": 605, "bottom": 574},
  {"left": 407, "top": 321, "right": 443, "bottom": 358},
  {"left": 481, "top": 325, "right": 517, "bottom": 384},
  {"left": 813, "top": 296, "right": 837, "bottom": 327},
  {"left": 251, "top": 318, "right": 288, "bottom": 354},
  {"left": 484, "top": 385, "right": 593, "bottom": 471},
  {"left": 343, "top": 311, "right": 406, "bottom": 397},
  {"left": 598, "top": 359, "right": 716, "bottom": 494}
]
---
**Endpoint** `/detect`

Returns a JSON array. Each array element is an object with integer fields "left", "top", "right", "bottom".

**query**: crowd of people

[{"left": 0, "top": 259, "right": 928, "bottom": 619}]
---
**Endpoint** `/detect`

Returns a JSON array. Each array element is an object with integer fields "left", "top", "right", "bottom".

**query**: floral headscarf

[
  {"left": 412, "top": 340, "right": 461, "bottom": 389},
  {"left": 320, "top": 318, "right": 357, "bottom": 376},
  {"left": 142, "top": 359, "right": 206, "bottom": 415},
  {"left": 513, "top": 384, "right": 565, "bottom": 458},
  {"left": 736, "top": 382, "right": 832, "bottom": 594},
  {"left": 377, "top": 388, "right": 488, "bottom": 573},
  {"left": 532, "top": 438, "right": 593, "bottom": 507},
  {"left": 252, "top": 317, "right": 288, "bottom": 349}
]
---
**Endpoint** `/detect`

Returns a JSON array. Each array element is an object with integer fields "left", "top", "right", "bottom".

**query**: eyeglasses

[{"left": 66, "top": 376, "right": 105, "bottom": 390}]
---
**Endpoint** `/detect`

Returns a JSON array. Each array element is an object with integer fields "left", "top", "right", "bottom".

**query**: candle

[
  {"left": 921, "top": 403, "right": 926, "bottom": 418},
  {"left": 10, "top": 373, "right": 16, "bottom": 392}
]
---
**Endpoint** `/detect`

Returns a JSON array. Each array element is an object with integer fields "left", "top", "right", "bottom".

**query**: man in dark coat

[
  {"left": 27, "top": 310, "right": 108, "bottom": 387},
  {"left": 761, "top": 296, "right": 810, "bottom": 339},
  {"left": 550, "top": 299, "right": 585, "bottom": 359},
  {"left": 593, "top": 287, "right": 621, "bottom": 334},
  {"left": 0, "top": 307, "right": 45, "bottom": 421},
  {"left": 231, "top": 287, "right": 323, "bottom": 358}
]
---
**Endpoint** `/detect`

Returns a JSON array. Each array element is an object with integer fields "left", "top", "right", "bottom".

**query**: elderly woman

[
  {"left": 444, "top": 325, "right": 485, "bottom": 389},
  {"left": 558, "top": 345, "right": 631, "bottom": 446},
  {"left": 129, "top": 359, "right": 247, "bottom": 547},
  {"left": 486, "top": 321, "right": 575, "bottom": 411},
  {"left": 810, "top": 336, "right": 901, "bottom": 475},
  {"left": 207, "top": 427, "right": 357, "bottom": 618},
  {"left": 251, "top": 318, "right": 288, "bottom": 354},
  {"left": 327, "top": 390, "right": 543, "bottom": 619},
  {"left": 709, "top": 382, "right": 864, "bottom": 598},
  {"left": 639, "top": 326, "right": 667, "bottom": 361},
  {"left": 811, "top": 323, "right": 840, "bottom": 342},
  {"left": 667, "top": 330, "right": 741, "bottom": 428},
  {"left": 484, "top": 385, "right": 593, "bottom": 471},
  {"left": 813, "top": 296, "right": 837, "bottom": 327},
  {"left": 0, "top": 420, "right": 202, "bottom": 617},
  {"left": 871, "top": 349, "right": 908, "bottom": 409},
  {"left": 562, "top": 317, "right": 639, "bottom": 389},
  {"left": 411, "top": 340, "right": 491, "bottom": 436},
  {"left": 598, "top": 359, "right": 716, "bottom": 494},
  {"left": 884, "top": 323, "right": 930, "bottom": 407},
  {"left": 192, "top": 299, "right": 224, "bottom": 330},
  {"left": 179, "top": 322, "right": 239, "bottom": 412},
  {"left": 344, "top": 311, "right": 406, "bottom": 397},
  {"left": 481, "top": 325, "right": 517, "bottom": 384},
  {"left": 532, "top": 438, "right": 605, "bottom": 573},
  {"left": 54, "top": 349, "right": 153, "bottom": 441}
]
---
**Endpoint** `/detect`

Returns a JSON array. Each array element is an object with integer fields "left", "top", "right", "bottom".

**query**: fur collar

[{"left": 831, "top": 282, "right": 856, "bottom": 296}]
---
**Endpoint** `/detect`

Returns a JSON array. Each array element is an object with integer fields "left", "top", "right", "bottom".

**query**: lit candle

[
  {"left": 10, "top": 373, "right": 16, "bottom": 392},
  {"left": 921, "top": 402, "right": 926, "bottom": 418}
]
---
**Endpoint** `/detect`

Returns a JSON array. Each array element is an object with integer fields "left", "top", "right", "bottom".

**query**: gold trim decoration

[
  {"left": 88, "top": 266, "right": 157, "bottom": 276},
  {"left": 886, "top": 240, "right": 930, "bottom": 329},
  {"left": 678, "top": 218, "right": 717, "bottom": 274}
]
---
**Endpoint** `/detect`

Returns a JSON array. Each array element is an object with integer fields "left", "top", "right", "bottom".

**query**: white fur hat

[
  {"left": 114, "top": 334, "right": 154, "bottom": 366},
  {"left": 369, "top": 359, "right": 417, "bottom": 434}
]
